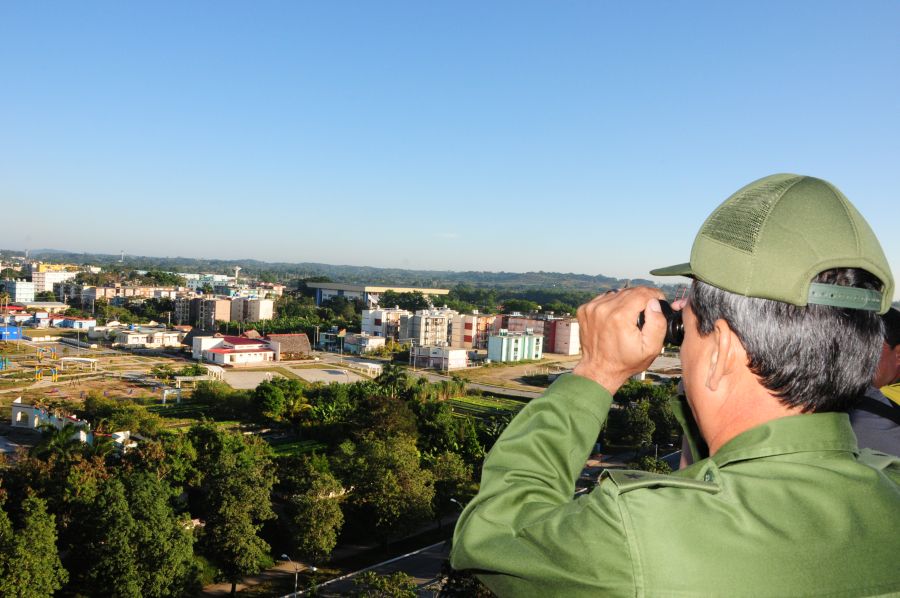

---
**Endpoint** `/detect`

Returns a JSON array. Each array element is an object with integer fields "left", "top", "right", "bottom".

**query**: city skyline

[{"left": 1, "top": 2, "right": 897, "bottom": 288}]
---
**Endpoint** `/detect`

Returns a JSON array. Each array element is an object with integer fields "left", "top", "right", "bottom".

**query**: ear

[
  {"left": 892, "top": 344, "right": 900, "bottom": 379},
  {"left": 706, "top": 318, "right": 734, "bottom": 392}
]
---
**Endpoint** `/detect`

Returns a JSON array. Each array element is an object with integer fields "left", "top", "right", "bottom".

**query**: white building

[
  {"left": 192, "top": 335, "right": 275, "bottom": 366},
  {"left": 488, "top": 329, "right": 544, "bottom": 363},
  {"left": 32, "top": 270, "right": 78, "bottom": 293},
  {"left": 550, "top": 319, "right": 580, "bottom": 355},
  {"left": 400, "top": 307, "right": 458, "bottom": 347},
  {"left": 114, "top": 329, "right": 184, "bottom": 348},
  {"left": 343, "top": 333, "right": 386, "bottom": 354},
  {"left": 361, "top": 307, "right": 411, "bottom": 340},
  {"left": 410, "top": 345, "right": 470, "bottom": 371},
  {"left": 1, "top": 280, "right": 35, "bottom": 303}
]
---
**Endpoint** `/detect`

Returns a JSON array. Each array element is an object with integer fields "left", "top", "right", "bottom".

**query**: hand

[{"left": 572, "top": 287, "right": 667, "bottom": 394}]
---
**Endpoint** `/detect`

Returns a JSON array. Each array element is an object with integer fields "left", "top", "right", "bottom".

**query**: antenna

[
  {"left": 234, "top": 266, "right": 242, "bottom": 286},
  {"left": 120, "top": 250, "right": 125, "bottom": 263}
]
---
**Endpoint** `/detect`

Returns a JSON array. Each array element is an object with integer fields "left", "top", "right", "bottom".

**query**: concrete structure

[
  {"left": 1, "top": 280, "right": 35, "bottom": 303},
  {"left": 305, "top": 282, "right": 450, "bottom": 308},
  {"left": 32, "top": 270, "right": 78, "bottom": 293},
  {"left": 192, "top": 335, "right": 275, "bottom": 366},
  {"left": 450, "top": 312, "right": 497, "bottom": 349},
  {"left": 199, "top": 298, "right": 232, "bottom": 330},
  {"left": 114, "top": 329, "right": 184, "bottom": 348},
  {"left": 411, "top": 345, "right": 470, "bottom": 371},
  {"left": 230, "top": 297, "right": 274, "bottom": 322},
  {"left": 400, "top": 308, "right": 458, "bottom": 347},
  {"left": 343, "top": 333, "right": 386, "bottom": 354},
  {"left": 361, "top": 307, "right": 411, "bottom": 340},
  {"left": 13, "top": 301, "right": 68, "bottom": 314},
  {"left": 488, "top": 329, "right": 544, "bottom": 363},
  {"left": 550, "top": 319, "right": 580, "bottom": 355},
  {"left": 12, "top": 397, "right": 91, "bottom": 439},
  {"left": 48, "top": 315, "right": 97, "bottom": 329}
]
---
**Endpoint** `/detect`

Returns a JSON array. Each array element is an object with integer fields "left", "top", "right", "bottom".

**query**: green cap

[{"left": 651, "top": 174, "right": 894, "bottom": 314}]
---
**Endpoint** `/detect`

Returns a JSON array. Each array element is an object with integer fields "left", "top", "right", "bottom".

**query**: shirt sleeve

[{"left": 450, "top": 374, "right": 636, "bottom": 597}]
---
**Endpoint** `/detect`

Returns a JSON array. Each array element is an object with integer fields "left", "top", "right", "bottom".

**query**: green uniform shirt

[{"left": 451, "top": 375, "right": 900, "bottom": 597}]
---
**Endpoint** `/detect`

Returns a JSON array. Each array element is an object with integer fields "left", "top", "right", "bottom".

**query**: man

[
  {"left": 451, "top": 174, "right": 900, "bottom": 596},
  {"left": 851, "top": 307, "right": 900, "bottom": 454}
]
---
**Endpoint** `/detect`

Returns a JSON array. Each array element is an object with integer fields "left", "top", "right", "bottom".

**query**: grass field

[{"left": 447, "top": 395, "right": 525, "bottom": 418}]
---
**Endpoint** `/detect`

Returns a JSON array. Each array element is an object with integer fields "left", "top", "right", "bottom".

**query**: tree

[
  {"left": 190, "top": 423, "right": 276, "bottom": 595},
  {"left": 624, "top": 400, "right": 656, "bottom": 451},
  {"left": 253, "top": 380, "right": 286, "bottom": 421},
  {"left": 380, "top": 290, "right": 430, "bottom": 312},
  {"left": 628, "top": 455, "right": 673, "bottom": 474},
  {"left": 30, "top": 423, "right": 84, "bottom": 461},
  {"left": 286, "top": 463, "right": 345, "bottom": 564},
  {"left": 69, "top": 478, "right": 142, "bottom": 597},
  {"left": 352, "top": 570, "right": 417, "bottom": 598},
  {"left": 375, "top": 363, "right": 409, "bottom": 400},
  {"left": 122, "top": 473, "right": 198, "bottom": 597},
  {"left": 0, "top": 496, "right": 68, "bottom": 598},
  {"left": 501, "top": 299, "right": 540, "bottom": 314},
  {"left": 429, "top": 451, "right": 475, "bottom": 531},
  {"left": 337, "top": 433, "right": 434, "bottom": 545}
]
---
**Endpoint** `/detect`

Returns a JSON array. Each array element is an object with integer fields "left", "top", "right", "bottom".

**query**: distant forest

[{"left": 8, "top": 248, "right": 683, "bottom": 295}]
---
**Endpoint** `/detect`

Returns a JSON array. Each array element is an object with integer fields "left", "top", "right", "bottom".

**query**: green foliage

[
  {"left": 69, "top": 477, "right": 142, "bottom": 597},
  {"left": 501, "top": 298, "right": 541, "bottom": 314},
  {"left": 380, "top": 290, "right": 431, "bottom": 312},
  {"left": 352, "top": 570, "right": 417, "bottom": 597},
  {"left": 624, "top": 400, "right": 655, "bottom": 449},
  {"left": 189, "top": 423, "right": 277, "bottom": 589},
  {"left": 0, "top": 496, "right": 68, "bottom": 598},
  {"left": 121, "top": 473, "right": 198, "bottom": 596},
  {"left": 375, "top": 363, "right": 409, "bottom": 399},
  {"left": 429, "top": 451, "right": 476, "bottom": 524},
  {"left": 337, "top": 433, "right": 434, "bottom": 544},
  {"left": 285, "top": 459, "right": 345, "bottom": 563},
  {"left": 629, "top": 455, "right": 673, "bottom": 474},
  {"left": 81, "top": 391, "right": 163, "bottom": 436}
]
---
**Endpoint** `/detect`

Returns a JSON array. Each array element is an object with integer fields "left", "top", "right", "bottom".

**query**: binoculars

[{"left": 637, "top": 299, "right": 685, "bottom": 346}]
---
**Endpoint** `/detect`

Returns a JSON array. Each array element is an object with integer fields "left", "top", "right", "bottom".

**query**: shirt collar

[{"left": 711, "top": 412, "right": 859, "bottom": 468}]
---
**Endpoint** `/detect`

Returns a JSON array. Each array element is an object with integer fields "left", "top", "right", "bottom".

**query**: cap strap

[{"left": 807, "top": 283, "right": 882, "bottom": 311}]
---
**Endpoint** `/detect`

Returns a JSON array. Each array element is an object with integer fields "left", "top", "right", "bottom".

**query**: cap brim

[{"left": 649, "top": 262, "right": 694, "bottom": 277}]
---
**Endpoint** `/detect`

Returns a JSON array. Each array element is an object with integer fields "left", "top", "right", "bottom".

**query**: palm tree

[
  {"left": 31, "top": 423, "right": 84, "bottom": 460},
  {"left": 376, "top": 363, "right": 409, "bottom": 399}
]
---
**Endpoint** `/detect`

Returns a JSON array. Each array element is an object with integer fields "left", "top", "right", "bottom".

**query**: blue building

[{"left": 0, "top": 326, "right": 22, "bottom": 341}]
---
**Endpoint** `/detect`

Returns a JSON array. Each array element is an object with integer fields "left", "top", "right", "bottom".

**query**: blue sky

[{"left": 1, "top": 2, "right": 898, "bottom": 294}]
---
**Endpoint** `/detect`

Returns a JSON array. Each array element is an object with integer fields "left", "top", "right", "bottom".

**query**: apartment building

[
  {"left": 32, "top": 270, "right": 78, "bottom": 293},
  {"left": 450, "top": 312, "right": 497, "bottom": 349},
  {"left": 305, "top": 282, "right": 450, "bottom": 308},
  {"left": 488, "top": 329, "right": 544, "bottom": 363},
  {"left": 361, "top": 307, "right": 411, "bottom": 340},
  {"left": 230, "top": 297, "right": 274, "bottom": 322},
  {"left": 399, "top": 307, "right": 458, "bottom": 346},
  {"left": 1, "top": 280, "right": 35, "bottom": 303}
]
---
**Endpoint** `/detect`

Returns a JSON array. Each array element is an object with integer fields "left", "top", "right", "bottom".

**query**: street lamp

[{"left": 281, "top": 554, "right": 299, "bottom": 597}]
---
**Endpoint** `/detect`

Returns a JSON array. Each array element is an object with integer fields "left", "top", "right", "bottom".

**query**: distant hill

[{"left": 21, "top": 248, "right": 677, "bottom": 294}]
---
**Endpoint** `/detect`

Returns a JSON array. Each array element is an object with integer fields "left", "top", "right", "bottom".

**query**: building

[
  {"left": 32, "top": 270, "right": 78, "bottom": 293},
  {"left": 343, "top": 333, "right": 386, "bottom": 354},
  {"left": 361, "top": 306, "right": 411, "bottom": 340},
  {"left": 26, "top": 262, "right": 80, "bottom": 274},
  {"left": 114, "top": 329, "right": 184, "bottom": 348},
  {"left": 450, "top": 312, "right": 497, "bottom": 349},
  {"left": 400, "top": 308, "right": 458, "bottom": 347},
  {"left": 488, "top": 329, "right": 544, "bottom": 363},
  {"left": 305, "top": 283, "right": 450, "bottom": 308},
  {"left": 199, "top": 298, "right": 232, "bottom": 330},
  {"left": 550, "top": 319, "right": 580, "bottom": 355},
  {"left": 264, "top": 333, "right": 311, "bottom": 359},
  {"left": 410, "top": 345, "right": 470, "bottom": 371},
  {"left": 230, "top": 297, "right": 274, "bottom": 322},
  {"left": 192, "top": 335, "right": 275, "bottom": 366},
  {"left": 49, "top": 315, "right": 97, "bottom": 329},
  {"left": 1, "top": 280, "right": 35, "bottom": 303},
  {"left": 81, "top": 285, "right": 178, "bottom": 304}
]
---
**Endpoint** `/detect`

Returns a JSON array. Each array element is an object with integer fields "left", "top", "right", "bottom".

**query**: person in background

[{"left": 851, "top": 307, "right": 900, "bottom": 454}]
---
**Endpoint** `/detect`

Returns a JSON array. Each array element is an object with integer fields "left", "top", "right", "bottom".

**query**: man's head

[
  {"left": 653, "top": 174, "right": 893, "bottom": 414},
  {"left": 873, "top": 307, "right": 900, "bottom": 388}
]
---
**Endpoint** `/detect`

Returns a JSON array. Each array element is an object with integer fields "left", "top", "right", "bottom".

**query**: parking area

[
  {"left": 222, "top": 370, "right": 283, "bottom": 389},
  {"left": 288, "top": 367, "right": 365, "bottom": 384}
]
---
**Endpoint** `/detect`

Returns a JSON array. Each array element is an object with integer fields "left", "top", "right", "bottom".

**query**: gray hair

[{"left": 689, "top": 269, "right": 884, "bottom": 413}]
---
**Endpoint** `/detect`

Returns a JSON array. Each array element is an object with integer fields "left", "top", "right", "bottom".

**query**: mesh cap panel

[{"left": 701, "top": 175, "right": 802, "bottom": 253}]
